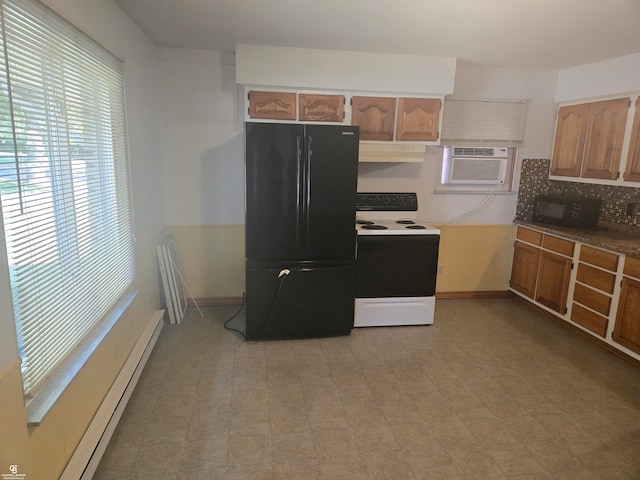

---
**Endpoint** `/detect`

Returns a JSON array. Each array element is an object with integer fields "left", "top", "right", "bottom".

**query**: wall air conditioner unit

[{"left": 442, "top": 146, "right": 508, "bottom": 185}]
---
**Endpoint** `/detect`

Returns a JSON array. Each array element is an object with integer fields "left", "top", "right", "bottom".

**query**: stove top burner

[
  {"left": 356, "top": 220, "right": 375, "bottom": 225},
  {"left": 361, "top": 224, "right": 387, "bottom": 230},
  {"left": 406, "top": 225, "right": 427, "bottom": 229},
  {"left": 396, "top": 220, "right": 415, "bottom": 224}
]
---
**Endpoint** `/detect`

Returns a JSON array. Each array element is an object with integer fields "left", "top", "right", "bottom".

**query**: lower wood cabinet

[
  {"left": 511, "top": 224, "right": 640, "bottom": 363},
  {"left": 510, "top": 227, "right": 573, "bottom": 314},
  {"left": 535, "top": 251, "right": 572, "bottom": 313},
  {"left": 510, "top": 242, "right": 540, "bottom": 298},
  {"left": 613, "top": 258, "right": 640, "bottom": 355}
]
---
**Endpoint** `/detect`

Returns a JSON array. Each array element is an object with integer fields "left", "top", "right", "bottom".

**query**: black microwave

[{"left": 532, "top": 195, "right": 602, "bottom": 229}]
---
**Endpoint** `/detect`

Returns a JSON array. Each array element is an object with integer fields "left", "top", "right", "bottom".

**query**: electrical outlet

[
  {"left": 438, "top": 265, "right": 444, "bottom": 274},
  {"left": 626, "top": 202, "right": 636, "bottom": 216}
]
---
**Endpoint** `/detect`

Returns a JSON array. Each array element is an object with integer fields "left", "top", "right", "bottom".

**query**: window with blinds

[
  {"left": 0, "top": 0, "right": 134, "bottom": 396},
  {"left": 441, "top": 98, "right": 528, "bottom": 147}
]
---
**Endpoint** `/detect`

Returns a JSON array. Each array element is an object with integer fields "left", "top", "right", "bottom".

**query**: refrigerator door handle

[
  {"left": 305, "top": 135, "right": 312, "bottom": 248},
  {"left": 296, "top": 135, "right": 302, "bottom": 247}
]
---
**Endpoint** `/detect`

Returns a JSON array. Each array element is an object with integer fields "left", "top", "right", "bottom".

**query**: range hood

[{"left": 358, "top": 143, "right": 426, "bottom": 163}]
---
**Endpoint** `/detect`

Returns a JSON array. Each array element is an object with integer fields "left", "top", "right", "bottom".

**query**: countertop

[{"left": 514, "top": 219, "right": 640, "bottom": 258}]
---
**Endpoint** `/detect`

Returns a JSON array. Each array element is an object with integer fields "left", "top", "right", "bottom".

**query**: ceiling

[{"left": 114, "top": 0, "right": 640, "bottom": 69}]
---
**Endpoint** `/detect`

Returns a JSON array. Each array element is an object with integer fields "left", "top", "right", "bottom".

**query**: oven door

[{"left": 356, "top": 234, "right": 439, "bottom": 298}]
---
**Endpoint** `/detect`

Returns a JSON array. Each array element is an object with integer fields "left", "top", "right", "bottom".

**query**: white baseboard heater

[{"left": 60, "top": 309, "right": 165, "bottom": 480}]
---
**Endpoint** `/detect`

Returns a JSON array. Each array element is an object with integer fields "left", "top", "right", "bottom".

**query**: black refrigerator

[{"left": 244, "top": 122, "right": 359, "bottom": 340}]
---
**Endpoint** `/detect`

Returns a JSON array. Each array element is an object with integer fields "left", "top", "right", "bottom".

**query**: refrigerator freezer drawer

[{"left": 245, "top": 261, "right": 355, "bottom": 340}]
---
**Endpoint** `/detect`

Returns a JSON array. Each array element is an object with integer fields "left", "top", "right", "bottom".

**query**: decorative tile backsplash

[{"left": 516, "top": 158, "right": 640, "bottom": 229}]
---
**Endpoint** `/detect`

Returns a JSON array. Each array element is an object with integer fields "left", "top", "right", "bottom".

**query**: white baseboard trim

[{"left": 60, "top": 309, "right": 165, "bottom": 480}]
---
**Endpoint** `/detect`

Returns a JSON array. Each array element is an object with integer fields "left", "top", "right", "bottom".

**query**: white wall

[
  {"left": 236, "top": 44, "right": 456, "bottom": 95},
  {"left": 158, "top": 48, "right": 244, "bottom": 225},
  {"left": 556, "top": 53, "right": 640, "bottom": 103}
]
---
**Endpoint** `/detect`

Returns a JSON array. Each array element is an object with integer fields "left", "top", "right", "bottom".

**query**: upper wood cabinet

[
  {"left": 299, "top": 94, "right": 344, "bottom": 122},
  {"left": 395, "top": 98, "right": 440, "bottom": 141},
  {"left": 248, "top": 91, "right": 296, "bottom": 120},
  {"left": 582, "top": 98, "right": 629, "bottom": 179},
  {"left": 550, "top": 98, "right": 630, "bottom": 180},
  {"left": 351, "top": 96, "right": 396, "bottom": 141},
  {"left": 550, "top": 103, "right": 590, "bottom": 177},
  {"left": 624, "top": 98, "right": 640, "bottom": 182}
]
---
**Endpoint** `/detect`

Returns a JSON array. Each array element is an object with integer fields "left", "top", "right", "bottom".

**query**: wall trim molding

[
  {"left": 60, "top": 309, "right": 165, "bottom": 480},
  {"left": 436, "top": 291, "right": 511, "bottom": 299},
  {"left": 512, "top": 296, "right": 640, "bottom": 369},
  {"left": 187, "top": 297, "right": 244, "bottom": 307}
]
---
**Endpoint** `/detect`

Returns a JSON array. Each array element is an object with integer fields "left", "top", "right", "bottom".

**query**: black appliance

[
  {"left": 533, "top": 195, "right": 602, "bottom": 229},
  {"left": 244, "top": 122, "right": 359, "bottom": 340}
]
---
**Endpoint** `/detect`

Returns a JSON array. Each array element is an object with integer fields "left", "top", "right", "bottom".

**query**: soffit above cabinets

[{"left": 236, "top": 44, "right": 456, "bottom": 96}]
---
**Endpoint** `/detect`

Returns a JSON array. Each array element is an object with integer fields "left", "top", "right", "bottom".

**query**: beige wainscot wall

[
  {"left": 166, "top": 223, "right": 516, "bottom": 303},
  {"left": 435, "top": 224, "right": 516, "bottom": 296},
  {"left": 165, "top": 224, "right": 245, "bottom": 303}
]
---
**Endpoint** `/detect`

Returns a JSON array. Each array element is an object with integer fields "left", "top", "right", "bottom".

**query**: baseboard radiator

[{"left": 60, "top": 309, "right": 165, "bottom": 480}]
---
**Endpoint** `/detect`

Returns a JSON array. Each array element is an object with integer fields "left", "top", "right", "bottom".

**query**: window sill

[
  {"left": 26, "top": 290, "right": 139, "bottom": 427},
  {"left": 432, "top": 189, "right": 518, "bottom": 195}
]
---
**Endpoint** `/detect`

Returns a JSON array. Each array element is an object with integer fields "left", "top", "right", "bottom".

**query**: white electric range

[{"left": 354, "top": 193, "right": 440, "bottom": 327}]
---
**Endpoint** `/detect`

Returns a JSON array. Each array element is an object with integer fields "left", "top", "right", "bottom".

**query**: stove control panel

[{"left": 356, "top": 192, "right": 418, "bottom": 211}]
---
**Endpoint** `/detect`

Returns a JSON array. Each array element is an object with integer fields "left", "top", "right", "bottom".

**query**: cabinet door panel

[
  {"left": 581, "top": 97, "right": 629, "bottom": 179},
  {"left": 351, "top": 96, "right": 396, "bottom": 141},
  {"left": 613, "top": 277, "right": 640, "bottom": 354},
  {"left": 535, "top": 251, "right": 572, "bottom": 313},
  {"left": 299, "top": 94, "right": 344, "bottom": 122},
  {"left": 510, "top": 241, "right": 540, "bottom": 298},
  {"left": 395, "top": 98, "right": 440, "bottom": 141},
  {"left": 625, "top": 97, "right": 640, "bottom": 182},
  {"left": 550, "top": 104, "right": 590, "bottom": 177},
  {"left": 249, "top": 91, "right": 296, "bottom": 120}
]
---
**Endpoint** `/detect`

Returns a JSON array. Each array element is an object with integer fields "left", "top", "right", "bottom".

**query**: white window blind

[
  {"left": 441, "top": 98, "right": 528, "bottom": 147},
  {"left": 0, "top": 0, "right": 134, "bottom": 395}
]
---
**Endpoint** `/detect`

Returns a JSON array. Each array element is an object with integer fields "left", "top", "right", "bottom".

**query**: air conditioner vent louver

[
  {"left": 453, "top": 147, "right": 496, "bottom": 156},
  {"left": 442, "top": 145, "right": 509, "bottom": 185}
]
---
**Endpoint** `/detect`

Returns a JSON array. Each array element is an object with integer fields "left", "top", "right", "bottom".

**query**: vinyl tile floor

[{"left": 93, "top": 298, "right": 640, "bottom": 479}]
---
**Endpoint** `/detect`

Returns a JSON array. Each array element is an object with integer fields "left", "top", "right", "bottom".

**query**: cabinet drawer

[
  {"left": 542, "top": 235, "right": 575, "bottom": 257},
  {"left": 516, "top": 227, "right": 542, "bottom": 246},
  {"left": 576, "top": 263, "right": 616, "bottom": 293},
  {"left": 571, "top": 303, "right": 608, "bottom": 337},
  {"left": 579, "top": 245, "right": 619, "bottom": 272},
  {"left": 573, "top": 283, "right": 612, "bottom": 316},
  {"left": 623, "top": 256, "right": 640, "bottom": 279}
]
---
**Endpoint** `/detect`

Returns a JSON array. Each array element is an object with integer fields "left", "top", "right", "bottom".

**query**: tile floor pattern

[{"left": 93, "top": 298, "right": 640, "bottom": 479}]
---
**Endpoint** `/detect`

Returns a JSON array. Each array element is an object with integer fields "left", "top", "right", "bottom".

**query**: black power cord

[{"left": 223, "top": 293, "right": 246, "bottom": 339}]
